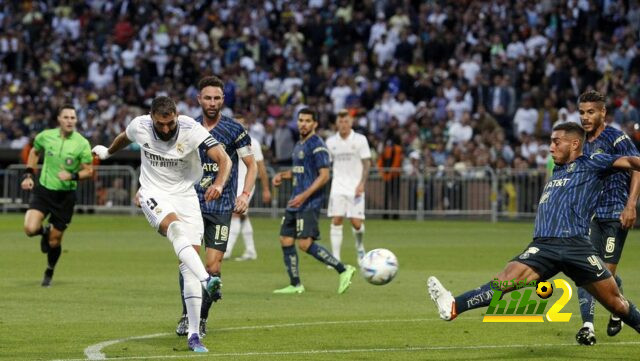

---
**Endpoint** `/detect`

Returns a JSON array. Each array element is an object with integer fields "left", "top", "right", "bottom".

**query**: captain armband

[{"left": 237, "top": 146, "right": 253, "bottom": 158}]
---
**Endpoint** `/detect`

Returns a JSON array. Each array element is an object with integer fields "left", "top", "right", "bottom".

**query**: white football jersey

[
  {"left": 126, "top": 114, "right": 218, "bottom": 195},
  {"left": 326, "top": 130, "right": 371, "bottom": 197},
  {"left": 237, "top": 137, "right": 264, "bottom": 195}
]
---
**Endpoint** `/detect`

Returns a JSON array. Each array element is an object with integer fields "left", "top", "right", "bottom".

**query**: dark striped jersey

[
  {"left": 534, "top": 154, "right": 620, "bottom": 240},
  {"left": 195, "top": 115, "right": 251, "bottom": 214},
  {"left": 287, "top": 134, "right": 330, "bottom": 212},
  {"left": 583, "top": 126, "right": 639, "bottom": 219}
]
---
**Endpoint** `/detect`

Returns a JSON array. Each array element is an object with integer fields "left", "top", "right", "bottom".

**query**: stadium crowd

[{"left": 1, "top": 0, "right": 640, "bottom": 174}]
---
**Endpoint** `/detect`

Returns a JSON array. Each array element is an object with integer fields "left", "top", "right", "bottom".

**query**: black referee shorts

[{"left": 29, "top": 185, "right": 76, "bottom": 231}]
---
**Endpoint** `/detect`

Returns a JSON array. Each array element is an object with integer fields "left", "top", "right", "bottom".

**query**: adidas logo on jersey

[{"left": 143, "top": 143, "right": 150, "bottom": 148}]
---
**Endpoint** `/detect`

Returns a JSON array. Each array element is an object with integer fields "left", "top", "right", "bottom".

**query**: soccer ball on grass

[{"left": 359, "top": 248, "right": 398, "bottom": 285}]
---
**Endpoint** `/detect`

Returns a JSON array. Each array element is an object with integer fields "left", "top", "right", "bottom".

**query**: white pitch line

[
  {"left": 81, "top": 318, "right": 445, "bottom": 360},
  {"left": 58, "top": 341, "right": 640, "bottom": 361}
]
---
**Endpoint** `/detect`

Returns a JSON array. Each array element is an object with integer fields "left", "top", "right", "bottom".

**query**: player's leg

[
  {"left": 238, "top": 214, "right": 257, "bottom": 260},
  {"left": 348, "top": 194, "right": 366, "bottom": 261},
  {"left": 582, "top": 277, "right": 640, "bottom": 334},
  {"left": 274, "top": 211, "right": 304, "bottom": 293},
  {"left": 328, "top": 194, "right": 346, "bottom": 261},
  {"left": 297, "top": 210, "right": 356, "bottom": 294},
  {"left": 576, "top": 219, "right": 604, "bottom": 343},
  {"left": 428, "top": 241, "right": 555, "bottom": 321},
  {"left": 24, "top": 209, "right": 50, "bottom": 252},
  {"left": 602, "top": 220, "right": 628, "bottom": 336},
  {"left": 199, "top": 213, "right": 230, "bottom": 337},
  {"left": 225, "top": 214, "right": 241, "bottom": 260}
]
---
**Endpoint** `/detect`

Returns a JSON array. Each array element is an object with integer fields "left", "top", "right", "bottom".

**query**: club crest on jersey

[
  {"left": 298, "top": 150, "right": 305, "bottom": 159},
  {"left": 176, "top": 143, "right": 184, "bottom": 154},
  {"left": 566, "top": 163, "right": 576, "bottom": 173},
  {"left": 154, "top": 207, "right": 162, "bottom": 215},
  {"left": 65, "top": 157, "right": 73, "bottom": 165}
]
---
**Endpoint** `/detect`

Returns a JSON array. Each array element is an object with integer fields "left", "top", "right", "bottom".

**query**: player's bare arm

[
  {"left": 272, "top": 170, "right": 293, "bottom": 187},
  {"left": 58, "top": 162, "right": 94, "bottom": 181},
  {"left": 621, "top": 170, "right": 640, "bottom": 229},
  {"left": 204, "top": 145, "right": 231, "bottom": 201},
  {"left": 92, "top": 131, "right": 132, "bottom": 159},
  {"left": 356, "top": 158, "right": 371, "bottom": 197},
  {"left": 234, "top": 153, "right": 257, "bottom": 214},
  {"left": 257, "top": 160, "right": 271, "bottom": 203},
  {"left": 20, "top": 147, "right": 40, "bottom": 190},
  {"left": 288, "top": 167, "right": 330, "bottom": 208},
  {"left": 613, "top": 156, "right": 640, "bottom": 172}
]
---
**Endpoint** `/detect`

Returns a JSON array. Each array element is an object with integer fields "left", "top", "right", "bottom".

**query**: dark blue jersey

[
  {"left": 583, "top": 126, "right": 639, "bottom": 219},
  {"left": 287, "top": 134, "right": 330, "bottom": 212},
  {"left": 534, "top": 154, "right": 621, "bottom": 240},
  {"left": 195, "top": 115, "right": 251, "bottom": 214}
]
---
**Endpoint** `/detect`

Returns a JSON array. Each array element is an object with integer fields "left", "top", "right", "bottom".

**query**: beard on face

[{"left": 156, "top": 126, "right": 178, "bottom": 141}]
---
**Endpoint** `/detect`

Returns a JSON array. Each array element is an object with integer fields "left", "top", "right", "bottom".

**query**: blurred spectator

[{"left": 377, "top": 134, "right": 403, "bottom": 220}]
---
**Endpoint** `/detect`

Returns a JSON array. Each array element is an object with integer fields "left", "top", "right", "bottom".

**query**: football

[
  {"left": 359, "top": 248, "right": 398, "bottom": 285},
  {"left": 536, "top": 281, "right": 553, "bottom": 299}
]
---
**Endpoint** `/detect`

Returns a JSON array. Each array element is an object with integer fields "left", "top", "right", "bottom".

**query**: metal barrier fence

[{"left": 2, "top": 164, "right": 549, "bottom": 221}]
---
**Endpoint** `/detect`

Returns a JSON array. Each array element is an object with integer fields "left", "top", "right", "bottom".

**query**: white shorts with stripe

[
  {"left": 327, "top": 194, "right": 365, "bottom": 219},
  {"left": 138, "top": 188, "right": 204, "bottom": 245}
]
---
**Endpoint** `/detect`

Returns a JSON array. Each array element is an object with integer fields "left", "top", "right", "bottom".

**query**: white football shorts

[
  {"left": 327, "top": 194, "right": 365, "bottom": 219},
  {"left": 138, "top": 188, "right": 204, "bottom": 245}
]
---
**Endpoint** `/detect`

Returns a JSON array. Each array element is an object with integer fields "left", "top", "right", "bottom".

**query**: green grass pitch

[{"left": 1, "top": 214, "right": 640, "bottom": 360}]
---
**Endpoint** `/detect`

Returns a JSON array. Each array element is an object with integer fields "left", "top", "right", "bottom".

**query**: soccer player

[
  {"left": 92, "top": 96, "right": 231, "bottom": 353},
  {"left": 21, "top": 104, "right": 94, "bottom": 287},
  {"left": 272, "top": 108, "right": 356, "bottom": 294},
  {"left": 224, "top": 114, "right": 272, "bottom": 261},
  {"left": 175, "top": 76, "right": 257, "bottom": 338},
  {"left": 326, "top": 109, "right": 371, "bottom": 262},
  {"left": 575, "top": 91, "right": 640, "bottom": 345},
  {"left": 428, "top": 122, "right": 640, "bottom": 338}
]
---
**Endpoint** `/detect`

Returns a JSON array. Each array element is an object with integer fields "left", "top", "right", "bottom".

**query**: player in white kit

[
  {"left": 326, "top": 109, "right": 371, "bottom": 262},
  {"left": 92, "top": 96, "right": 231, "bottom": 353},
  {"left": 224, "top": 115, "right": 272, "bottom": 260}
]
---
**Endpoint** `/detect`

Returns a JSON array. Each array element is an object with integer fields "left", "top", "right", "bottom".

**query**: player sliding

[
  {"left": 428, "top": 122, "right": 640, "bottom": 339},
  {"left": 92, "top": 96, "right": 231, "bottom": 353},
  {"left": 272, "top": 108, "right": 356, "bottom": 294}
]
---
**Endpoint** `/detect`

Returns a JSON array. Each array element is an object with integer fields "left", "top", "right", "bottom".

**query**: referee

[{"left": 21, "top": 104, "right": 94, "bottom": 287}]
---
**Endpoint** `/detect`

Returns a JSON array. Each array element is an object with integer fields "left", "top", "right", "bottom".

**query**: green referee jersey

[{"left": 33, "top": 128, "right": 93, "bottom": 191}]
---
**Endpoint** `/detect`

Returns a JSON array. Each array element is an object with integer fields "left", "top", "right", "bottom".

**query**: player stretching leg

[
  {"left": 428, "top": 122, "right": 640, "bottom": 340},
  {"left": 93, "top": 96, "right": 231, "bottom": 353}
]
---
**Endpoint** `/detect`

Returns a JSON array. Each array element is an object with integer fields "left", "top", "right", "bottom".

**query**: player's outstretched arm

[
  {"left": 204, "top": 145, "right": 231, "bottom": 201},
  {"left": 20, "top": 147, "right": 40, "bottom": 190},
  {"left": 258, "top": 160, "right": 271, "bottom": 203},
  {"left": 613, "top": 156, "right": 640, "bottom": 172},
  {"left": 92, "top": 132, "right": 132, "bottom": 160}
]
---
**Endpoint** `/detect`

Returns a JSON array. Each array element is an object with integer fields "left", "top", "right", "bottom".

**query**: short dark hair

[
  {"left": 298, "top": 108, "right": 316, "bottom": 121},
  {"left": 553, "top": 121, "right": 585, "bottom": 144},
  {"left": 150, "top": 96, "right": 177, "bottom": 117},
  {"left": 578, "top": 90, "right": 606, "bottom": 105},
  {"left": 57, "top": 104, "right": 76, "bottom": 116},
  {"left": 198, "top": 76, "right": 225, "bottom": 92}
]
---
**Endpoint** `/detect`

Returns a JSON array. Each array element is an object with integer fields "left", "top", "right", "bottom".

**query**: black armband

[
  {"left": 71, "top": 172, "right": 80, "bottom": 181},
  {"left": 25, "top": 167, "right": 35, "bottom": 175}
]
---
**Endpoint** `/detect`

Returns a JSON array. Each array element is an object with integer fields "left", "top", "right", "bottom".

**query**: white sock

[
  {"left": 226, "top": 217, "right": 241, "bottom": 258},
  {"left": 241, "top": 218, "right": 257, "bottom": 257},
  {"left": 353, "top": 223, "right": 366, "bottom": 260},
  {"left": 180, "top": 263, "right": 202, "bottom": 338},
  {"left": 583, "top": 321, "right": 594, "bottom": 331},
  {"left": 167, "top": 221, "right": 209, "bottom": 284},
  {"left": 330, "top": 224, "right": 343, "bottom": 261}
]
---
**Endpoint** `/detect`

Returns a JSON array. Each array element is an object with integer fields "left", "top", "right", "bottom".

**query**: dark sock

[
  {"left": 282, "top": 245, "right": 300, "bottom": 286},
  {"left": 621, "top": 301, "right": 640, "bottom": 333},
  {"left": 47, "top": 245, "right": 62, "bottom": 269},
  {"left": 199, "top": 272, "right": 218, "bottom": 320},
  {"left": 34, "top": 226, "right": 43, "bottom": 236},
  {"left": 578, "top": 287, "right": 595, "bottom": 324},
  {"left": 454, "top": 282, "right": 495, "bottom": 314},
  {"left": 306, "top": 242, "right": 346, "bottom": 273},
  {"left": 179, "top": 271, "right": 187, "bottom": 315}
]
